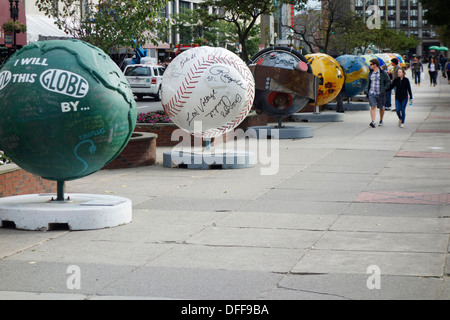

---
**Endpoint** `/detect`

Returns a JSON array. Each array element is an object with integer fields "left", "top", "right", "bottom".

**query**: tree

[
  {"left": 329, "top": 11, "right": 372, "bottom": 55},
  {"left": 288, "top": 0, "right": 350, "bottom": 54},
  {"left": 200, "top": 0, "right": 304, "bottom": 61},
  {"left": 171, "top": 8, "right": 223, "bottom": 46},
  {"left": 35, "top": 0, "right": 168, "bottom": 54},
  {"left": 420, "top": 0, "right": 450, "bottom": 44}
]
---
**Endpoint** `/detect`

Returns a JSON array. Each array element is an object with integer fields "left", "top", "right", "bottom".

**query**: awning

[
  {"left": 143, "top": 42, "right": 170, "bottom": 49},
  {"left": 26, "top": 15, "right": 71, "bottom": 44}
]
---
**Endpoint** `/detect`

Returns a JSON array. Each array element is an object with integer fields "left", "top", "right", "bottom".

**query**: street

[{"left": 135, "top": 97, "right": 164, "bottom": 114}]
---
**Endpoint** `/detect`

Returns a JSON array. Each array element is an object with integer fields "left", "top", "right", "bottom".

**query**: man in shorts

[{"left": 368, "top": 59, "right": 391, "bottom": 127}]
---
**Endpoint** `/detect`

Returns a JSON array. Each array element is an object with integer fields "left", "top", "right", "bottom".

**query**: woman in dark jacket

[{"left": 385, "top": 68, "right": 413, "bottom": 128}]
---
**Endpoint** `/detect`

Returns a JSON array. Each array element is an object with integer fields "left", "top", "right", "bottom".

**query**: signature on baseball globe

[{"left": 161, "top": 46, "right": 255, "bottom": 139}]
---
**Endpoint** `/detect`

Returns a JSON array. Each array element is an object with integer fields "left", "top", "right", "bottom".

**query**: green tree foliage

[
  {"left": 171, "top": 8, "right": 222, "bottom": 46},
  {"left": 35, "top": 0, "right": 168, "bottom": 53},
  {"left": 172, "top": 8, "right": 260, "bottom": 57},
  {"left": 323, "top": 5, "right": 418, "bottom": 55},
  {"left": 420, "top": 0, "right": 450, "bottom": 44},
  {"left": 200, "top": 0, "right": 301, "bottom": 61}
]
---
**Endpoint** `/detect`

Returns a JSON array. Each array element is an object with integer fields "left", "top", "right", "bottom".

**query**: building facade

[{"left": 350, "top": 0, "right": 441, "bottom": 58}]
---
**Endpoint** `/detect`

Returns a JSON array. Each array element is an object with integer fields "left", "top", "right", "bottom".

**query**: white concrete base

[
  {"left": 292, "top": 112, "right": 344, "bottom": 122},
  {"left": 163, "top": 149, "right": 256, "bottom": 170},
  {"left": 249, "top": 125, "right": 314, "bottom": 139},
  {"left": 0, "top": 194, "right": 132, "bottom": 231}
]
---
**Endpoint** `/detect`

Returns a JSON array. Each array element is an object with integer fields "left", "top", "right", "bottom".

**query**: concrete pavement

[{"left": 0, "top": 72, "right": 449, "bottom": 300}]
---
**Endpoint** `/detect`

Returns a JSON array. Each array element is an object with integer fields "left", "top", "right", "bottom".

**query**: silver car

[{"left": 124, "top": 64, "right": 164, "bottom": 101}]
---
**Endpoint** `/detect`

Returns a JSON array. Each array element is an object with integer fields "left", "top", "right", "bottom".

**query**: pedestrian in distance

[
  {"left": 439, "top": 55, "right": 447, "bottom": 78},
  {"left": 385, "top": 68, "right": 413, "bottom": 128},
  {"left": 367, "top": 58, "right": 391, "bottom": 128},
  {"left": 385, "top": 58, "right": 400, "bottom": 111},
  {"left": 428, "top": 57, "right": 439, "bottom": 86},
  {"left": 445, "top": 60, "right": 450, "bottom": 85},
  {"left": 412, "top": 56, "right": 423, "bottom": 86}
]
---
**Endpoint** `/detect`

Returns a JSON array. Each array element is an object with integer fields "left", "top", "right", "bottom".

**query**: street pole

[{"left": 9, "top": 0, "right": 20, "bottom": 51}]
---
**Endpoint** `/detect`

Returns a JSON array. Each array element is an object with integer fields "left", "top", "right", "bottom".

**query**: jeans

[
  {"left": 385, "top": 90, "right": 392, "bottom": 108},
  {"left": 414, "top": 71, "right": 421, "bottom": 84},
  {"left": 395, "top": 98, "right": 409, "bottom": 124},
  {"left": 429, "top": 71, "right": 437, "bottom": 85}
]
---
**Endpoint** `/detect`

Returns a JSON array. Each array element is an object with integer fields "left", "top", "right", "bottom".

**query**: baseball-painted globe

[
  {"left": 161, "top": 46, "right": 255, "bottom": 139},
  {"left": 305, "top": 53, "right": 344, "bottom": 106},
  {"left": 336, "top": 54, "right": 370, "bottom": 98},
  {"left": 0, "top": 40, "right": 137, "bottom": 181}
]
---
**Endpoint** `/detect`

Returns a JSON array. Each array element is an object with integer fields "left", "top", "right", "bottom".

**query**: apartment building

[{"left": 350, "top": 0, "right": 441, "bottom": 57}]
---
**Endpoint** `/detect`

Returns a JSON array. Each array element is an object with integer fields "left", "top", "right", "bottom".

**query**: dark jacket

[
  {"left": 368, "top": 68, "right": 391, "bottom": 96},
  {"left": 386, "top": 77, "right": 413, "bottom": 101}
]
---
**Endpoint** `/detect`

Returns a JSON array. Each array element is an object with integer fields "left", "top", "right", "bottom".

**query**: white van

[{"left": 124, "top": 64, "right": 164, "bottom": 101}]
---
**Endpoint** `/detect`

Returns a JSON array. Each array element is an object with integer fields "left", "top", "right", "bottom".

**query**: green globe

[{"left": 0, "top": 40, "right": 137, "bottom": 181}]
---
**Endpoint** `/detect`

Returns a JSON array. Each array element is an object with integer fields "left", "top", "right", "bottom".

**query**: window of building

[{"left": 179, "top": 1, "right": 191, "bottom": 14}]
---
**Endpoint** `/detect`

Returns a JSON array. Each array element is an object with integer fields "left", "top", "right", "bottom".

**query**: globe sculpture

[
  {"left": 392, "top": 53, "right": 406, "bottom": 68},
  {"left": 0, "top": 40, "right": 137, "bottom": 195},
  {"left": 361, "top": 54, "right": 386, "bottom": 68},
  {"left": 376, "top": 53, "right": 395, "bottom": 72},
  {"left": 248, "top": 47, "right": 316, "bottom": 118},
  {"left": 336, "top": 54, "right": 370, "bottom": 98},
  {"left": 305, "top": 53, "right": 344, "bottom": 106},
  {"left": 160, "top": 46, "right": 256, "bottom": 169},
  {"left": 161, "top": 46, "right": 255, "bottom": 139}
]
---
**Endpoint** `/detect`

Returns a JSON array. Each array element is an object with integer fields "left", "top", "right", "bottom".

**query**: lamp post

[{"left": 9, "top": 0, "right": 20, "bottom": 50}]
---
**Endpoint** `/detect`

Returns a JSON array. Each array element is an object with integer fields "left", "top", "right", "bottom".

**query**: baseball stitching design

[{"left": 162, "top": 49, "right": 255, "bottom": 139}]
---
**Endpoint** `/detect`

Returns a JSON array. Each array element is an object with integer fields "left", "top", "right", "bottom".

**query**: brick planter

[
  {"left": 103, "top": 132, "right": 158, "bottom": 169},
  {"left": 134, "top": 112, "right": 277, "bottom": 147},
  {"left": 134, "top": 123, "right": 186, "bottom": 147},
  {"left": 0, "top": 164, "right": 56, "bottom": 198}
]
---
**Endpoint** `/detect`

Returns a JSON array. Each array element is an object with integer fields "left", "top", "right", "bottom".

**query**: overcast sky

[{"left": 305, "top": 0, "right": 321, "bottom": 10}]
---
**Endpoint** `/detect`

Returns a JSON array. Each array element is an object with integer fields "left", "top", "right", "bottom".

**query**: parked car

[{"left": 123, "top": 64, "right": 164, "bottom": 101}]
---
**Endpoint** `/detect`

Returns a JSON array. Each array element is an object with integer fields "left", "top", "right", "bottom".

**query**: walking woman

[
  {"left": 428, "top": 57, "right": 439, "bottom": 86},
  {"left": 385, "top": 68, "right": 413, "bottom": 128}
]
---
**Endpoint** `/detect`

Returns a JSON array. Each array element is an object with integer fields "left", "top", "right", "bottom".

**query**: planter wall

[
  {"left": 104, "top": 132, "right": 158, "bottom": 169},
  {"left": 0, "top": 164, "right": 56, "bottom": 198},
  {"left": 134, "top": 112, "right": 277, "bottom": 147}
]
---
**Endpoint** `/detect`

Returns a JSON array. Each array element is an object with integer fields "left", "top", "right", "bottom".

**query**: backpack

[{"left": 447, "top": 63, "right": 450, "bottom": 71}]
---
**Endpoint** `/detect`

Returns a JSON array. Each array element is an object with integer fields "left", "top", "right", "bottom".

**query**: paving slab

[{"left": 0, "top": 73, "right": 449, "bottom": 301}]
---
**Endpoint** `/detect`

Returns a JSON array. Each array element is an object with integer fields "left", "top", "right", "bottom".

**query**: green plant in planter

[
  {"left": 137, "top": 111, "right": 172, "bottom": 124},
  {"left": 2, "top": 20, "right": 27, "bottom": 33},
  {"left": 0, "top": 150, "right": 12, "bottom": 165}
]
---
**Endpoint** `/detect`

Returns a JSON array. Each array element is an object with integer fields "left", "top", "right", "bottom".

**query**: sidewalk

[{"left": 0, "top": 73, "right": 449, "bottom": 300}]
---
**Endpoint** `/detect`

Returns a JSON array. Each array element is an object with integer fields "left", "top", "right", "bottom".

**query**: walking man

[
  {"left": 368, "top": 59, "right": 391, "bottom": 128},
  {"left": 385, "top": 58, "right": 400, "bottom": 111}
]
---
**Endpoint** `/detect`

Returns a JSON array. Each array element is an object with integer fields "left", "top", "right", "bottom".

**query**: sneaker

[
  {"left": 370, "top": 121, "right": 376, "bottom": 128},
  {"left": 398, "top": 120, "right": 402, "bottom": 127},
  {"left": 378, "top": 121, "right": 383, "bottom": 126},
  {"left": 400, "top": 124, "right": 404, "bottom": 128},
  {"left": 385, "top": 107, "right": 391, "bottom": 111}
]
